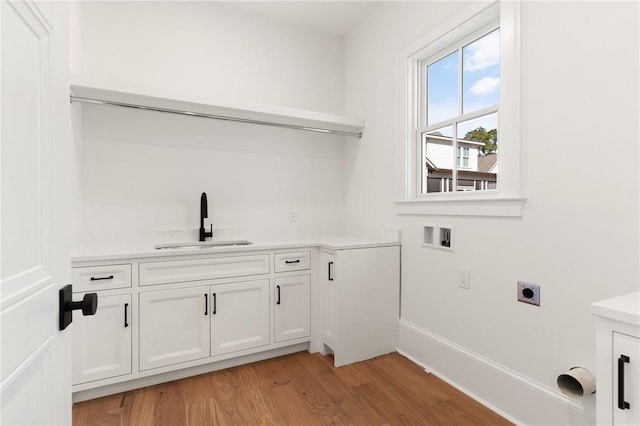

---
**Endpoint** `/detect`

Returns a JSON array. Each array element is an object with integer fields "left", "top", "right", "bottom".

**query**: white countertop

[
  {"left": 71, "top": 234, "right": 400, "bottom": 263},
  {"left": 591, "top": 291, "right": 640, "bottom": 327}
]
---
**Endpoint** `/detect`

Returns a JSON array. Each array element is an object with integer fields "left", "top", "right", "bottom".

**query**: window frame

[
  {"left": 418, "top": 21, "right": 500, "bottom": 195},
  {"left": 396, "top": 1, "right": 524, "bottom": 217}
]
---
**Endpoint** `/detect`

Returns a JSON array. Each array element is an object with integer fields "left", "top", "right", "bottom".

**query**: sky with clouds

[{"left": 426, "top": 28, "right": 500, "bottom": 131}]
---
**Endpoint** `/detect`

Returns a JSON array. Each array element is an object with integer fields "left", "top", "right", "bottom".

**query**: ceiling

[{"left": 226, "top": 1, "right": 380, "bottom": 37}]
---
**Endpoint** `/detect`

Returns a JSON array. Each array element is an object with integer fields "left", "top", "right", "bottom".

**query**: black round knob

[{"left": 522, "top": 288, "right": 535, "bottom": 299}]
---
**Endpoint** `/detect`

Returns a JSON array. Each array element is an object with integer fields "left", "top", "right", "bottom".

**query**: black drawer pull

[
  {"left": 276, "top": 285, "right": 281, "bottom": 305},
  {"left": 618, "top": 354, "right": 631, "bottom": 410},
  {"left": 212, "top": 293, "right": 217, "bottom": 315},
  {"left": 90, "top": 275, "right": 113, "bottom": 281},
  {"left": 124, "top": 303, "right": 129, "bottom": 327},
  {"left": 285, "top": 259, "right": 301, "bottom": 264},
  {"left": 328, "top": 262, "right": 334, "bottom": 281},
  {"left": 204, "top": 293, "right": 208, "bottom": 315}
]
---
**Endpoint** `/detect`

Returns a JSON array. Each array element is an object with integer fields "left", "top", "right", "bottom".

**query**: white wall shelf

[{"left": 70, "top": 83, "right": 364, "bottom": 138}]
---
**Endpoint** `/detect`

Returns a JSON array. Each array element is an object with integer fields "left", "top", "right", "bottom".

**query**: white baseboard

[{"left": 398, "top": 319, "right": 595, "bottom": 425}]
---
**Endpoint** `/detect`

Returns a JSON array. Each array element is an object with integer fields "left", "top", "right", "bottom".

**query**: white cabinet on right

[
  {"left": 321, "top": 245, "right": 400, "bottom": 367},
  {"left": 593, "top": 292, "right": 640, "bottom": 426}
]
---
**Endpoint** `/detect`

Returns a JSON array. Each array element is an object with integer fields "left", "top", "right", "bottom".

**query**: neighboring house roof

[
  {"left": 425, "top": 134, "right": 484, "bottom": 148},
  {"left": 478, "top": 153, "right": 497, "bottom": 173},
  {"left": 425, "top": 156, "right": 438, "bottom": 171}
]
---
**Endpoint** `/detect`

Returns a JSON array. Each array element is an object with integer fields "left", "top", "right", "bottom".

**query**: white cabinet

[
  {"left": 71, "top": 240, "right": 400, "bottom": 401},
  {"left": 139, "top": 279, "right": 270, "bottom": 370},
  {"left": 211, "top": 279, "right": 270, "bottom": 356},
  {"left": 274, "top": 251, "right": 311, "bottom": 273},
  {"left": 274, "top": 275, "right": 311, "bottom": 343},
  {"left": 72, "top": 264, "right": 132, "bottom": 292},
  {"left": 139, "top": 286, "right": 210, "bottom": 371},
  {"left": 321, "top": 252, "right": 336, "bottom": 347},
  {"left": 593, "top": 292, "right": 640, "bottom": 426},
  {"left": 613, "top": 332, "right": 640, "bottom": 425},
  {"left": 322, "top": 246, "right": 400, "bottom": 367},
  {"left": 73, "top": 294, "right": 132, "bottom": 384}
]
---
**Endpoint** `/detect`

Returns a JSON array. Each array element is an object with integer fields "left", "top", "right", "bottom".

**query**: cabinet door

[
  {"left": 73, "top": 294, "right": 132, "bottom": 385},
  {"left": 334, "top": 246, "right": 400, "bottom": 367},
  {"left": 139, "top": 286, "right": 210, "bottom": 371},
  {"left": 613, "top": 332, "right": 640, "bottom": 425},
  {"left": 274, "top": 275, "right": 311, "bottom": 343},
  {"left": 211, "top": 279, "right": 270, "bottom": 356},
  {"left": 322, "top": 252, "right": 336, "bottom": 347}
]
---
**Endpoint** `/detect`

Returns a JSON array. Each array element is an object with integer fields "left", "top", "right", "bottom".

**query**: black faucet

[{"left": 199, "top": 192, "right": 213, "bottom": 242}]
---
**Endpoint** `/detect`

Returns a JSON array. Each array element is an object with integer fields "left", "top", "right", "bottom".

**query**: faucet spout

[{"left": 199, "top": 192, "right": 213, "bottom": 241}]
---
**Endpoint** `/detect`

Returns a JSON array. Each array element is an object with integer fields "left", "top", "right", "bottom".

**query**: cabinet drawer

[
  {"left": 274, "top": 251, "right": 311, "bottom": 273},
  {"left": 139, "top": 254, "right": 270, "bottom": 286},
  {"left": 72, "top": 264, "right": 132, "bottom": 292}
]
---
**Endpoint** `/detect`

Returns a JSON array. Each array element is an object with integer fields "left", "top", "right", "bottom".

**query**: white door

[
  {"left": 613, "top": 332, "right": 640, "bottom": 426},
  {"left": 274, "top": 275, "right": 310, "bottom": 343},
  {"left": 73, "top": 294, "right": 132, "bottom": 385},
  {"left": 1, "top": 1, "right": 72, "bottom": 425},
  {"left": 139, "top": 286, "right": 210, "bottom": 371},
  {"left": 211, "top": 279, "right": 270, "bottom": 356}
]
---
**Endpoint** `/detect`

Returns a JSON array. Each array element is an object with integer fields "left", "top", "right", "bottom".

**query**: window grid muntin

[{"left": 417, "top": 22, "right": 500, "bottom": 196}]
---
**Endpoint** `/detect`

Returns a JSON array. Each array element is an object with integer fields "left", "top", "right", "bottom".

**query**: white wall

[
  {"left": 78, "top": 1, "right": 344, "bottom": 113},
  {"left": 344, "top": 1, "right": 639, "bottom": 424},
  {"left": 73, "top": 2, "right": 348, "bottom": 252}
]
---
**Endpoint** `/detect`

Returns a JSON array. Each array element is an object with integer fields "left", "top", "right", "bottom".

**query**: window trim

[{"left": 396, "top": 1, "right": 524, "bottom": 217}]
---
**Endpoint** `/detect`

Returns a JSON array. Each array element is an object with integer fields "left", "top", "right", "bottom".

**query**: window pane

[
  {"left": 462, "top": 29, "right": 500, "bottom": 115},
  {"left": 422, "top": 126, "right": 453, "bottom": 193},
  {"left": 456, "top": 113, "right": 498, "bottom": 191},
  {"left": 427, "top": 52, "right": 458, "bottom": 126}
]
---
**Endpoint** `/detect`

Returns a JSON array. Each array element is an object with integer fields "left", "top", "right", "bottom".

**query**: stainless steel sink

[{"left": 155, "top": 240, "right": 253, "bottom": 250}]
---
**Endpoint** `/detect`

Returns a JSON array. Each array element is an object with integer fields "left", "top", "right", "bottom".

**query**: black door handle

[
  {"left": 618, "top": 354, "right": 631, "bottom": 410},
  {"left": 59, "top": 284, "right": 98, "bottom": 330},
  {"left": 212, "top": 293, "right": 217, "bottom": 315},
  {"left": 124, "top": 303, "right": 129, "bottom": 327},
  {"left": 285, "top": 259, "right": 300, "bottom": 264},
  {"left": 328, "top": 262, "right": 334, "bottom": 281},
  {"left": 276, "top": 285, "right": 281, "bottom": 305},
  {"left": 204, "top": 293, "right": 208, "bottom": 315}
]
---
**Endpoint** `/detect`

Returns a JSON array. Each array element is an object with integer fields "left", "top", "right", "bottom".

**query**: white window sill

[{"left": 395, "top": 197, "right": 525, "bottom": 217}]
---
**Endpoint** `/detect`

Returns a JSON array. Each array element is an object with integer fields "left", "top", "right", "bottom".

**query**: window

[
  {"left": 397, "top": 1, "right": 523, "bottom": 216},
  {"left": 457, "top": 146, "right": 470, "bottom": 168},
  {"left": 420, "top": 26, "right": 500, "bottom": 194}
]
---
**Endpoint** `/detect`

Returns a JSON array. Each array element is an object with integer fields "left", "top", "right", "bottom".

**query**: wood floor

[{"left": 73, "top": 351, "right": 512, "bottom": 426}]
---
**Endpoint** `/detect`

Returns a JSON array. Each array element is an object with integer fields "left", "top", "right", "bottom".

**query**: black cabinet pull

[
  {"left": 276, "top": 285, "right": 281, "bottom": 305},
  {"left": 618, "top": 354, "right": 631, "bottom": 410},
  {"left": 90, "top": 275, "right": 113, "bottom": 281},
  {"left": 212, "top": 293, "right": 217, "bottom": 315},
  {"left": 204, "top": 293, "right": 208, "bottom": 315},
  {"left": 124, "top": 303, "right": 129, "bottom": 327},
  {"left": 328, "top": 262, "right": 334, "bottom": 281},
  {"left": 285, "top": 259, "right": 300, "bottom": 264}
]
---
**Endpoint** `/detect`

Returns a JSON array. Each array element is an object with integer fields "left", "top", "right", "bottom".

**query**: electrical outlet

[
  {"left": 288, "top": 210, "right": 297, "bottom": 223},
  {"left": 458, "top": 267, "right": 470, "bottom": 289},
  {"left": 517, "top": 281, "right": 540, "bottom": 306}
]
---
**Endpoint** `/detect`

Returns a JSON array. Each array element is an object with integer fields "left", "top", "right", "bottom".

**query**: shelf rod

[{"left": 70, "top": 95, "right": 363, "bottom": 138}]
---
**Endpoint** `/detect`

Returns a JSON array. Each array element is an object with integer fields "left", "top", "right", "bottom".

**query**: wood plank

[{"left": 73, "top": 352, "right": 513, "bottom": 426}]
